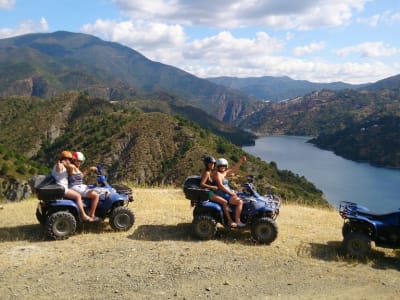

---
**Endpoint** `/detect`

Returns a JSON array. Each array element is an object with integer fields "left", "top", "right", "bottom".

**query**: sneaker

[{"left": 237, "top": 221, "right": 246, "bottom": 228}]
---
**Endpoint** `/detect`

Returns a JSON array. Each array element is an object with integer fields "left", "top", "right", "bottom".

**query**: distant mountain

[
  {"left": 0, "top": 31, "right": 261, "bottom": 123},
  {"left": 207, "top": 76, "right": 366, "bottom": 101},
  {"left": 363, "top": 74, "right": 400, "bottom": 91}
]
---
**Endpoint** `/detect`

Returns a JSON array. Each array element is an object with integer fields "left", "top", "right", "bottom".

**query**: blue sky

[{"left": 1, "top": 0, "right": 399, "bottom": 84}]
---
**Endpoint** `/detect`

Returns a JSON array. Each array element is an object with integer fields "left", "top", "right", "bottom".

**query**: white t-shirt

[{"left": 51, "top": 164, "right": 68, "bottom": 190}]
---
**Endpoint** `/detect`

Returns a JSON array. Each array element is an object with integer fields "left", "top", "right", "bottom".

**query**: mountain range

[
  {"left": 0, "top": 31, "right": 261, "bottom": 124},
  {"left": 207, "top": 76, "right": 366, "bottom": 102}
]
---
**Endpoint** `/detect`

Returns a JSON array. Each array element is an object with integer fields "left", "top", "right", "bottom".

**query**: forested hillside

[
  {"left": 239, "top": 86, "right": 400, "bottom": 167},
  {"left": 0, "top": 93, "right": 326, "bottom": 205}
]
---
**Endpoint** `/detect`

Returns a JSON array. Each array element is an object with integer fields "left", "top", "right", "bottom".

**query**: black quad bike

[
  {"left": 183, "top": 175, "right": 280, "bottom": 244},
  {"left": 339, "top": 201, "right": 400, "bottom": 258},
  {"left": 30, "top": 166, "right": 135, "bottom": 240}
]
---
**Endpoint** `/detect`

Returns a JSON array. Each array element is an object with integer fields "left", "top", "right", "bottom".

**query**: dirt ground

[{"left": 1, "top": 188, "right": 400, "bottom": 300}]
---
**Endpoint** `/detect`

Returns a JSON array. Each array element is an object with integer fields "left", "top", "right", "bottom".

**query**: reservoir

[{"left": 243, "top": 135, "right": 400, "bottom": 213}]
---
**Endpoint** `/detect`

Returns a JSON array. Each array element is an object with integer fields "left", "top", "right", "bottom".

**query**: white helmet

[
  {"left": 72, "top": 151, "right": 85, "bottom": 162},
  {"left": 216, "top": 158, "right": 228, "bottom": 168}
]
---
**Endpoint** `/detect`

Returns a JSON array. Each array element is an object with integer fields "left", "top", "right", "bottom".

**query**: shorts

[{"left": 70, "top": 184, "right": 90, "bottom": 197}]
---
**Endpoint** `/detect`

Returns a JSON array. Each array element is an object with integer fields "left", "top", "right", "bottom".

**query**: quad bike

[
  {"left": 339, "top": 201, "right": 400, "bottom": 258},
  {"left": 183, "top": 175, "right": 280, "bottom": 244},
  {"left": 30, "top": 166, "right": 135, "bottom": 240}
]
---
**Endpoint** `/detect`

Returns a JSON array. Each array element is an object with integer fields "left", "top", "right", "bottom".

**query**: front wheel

[
  {"left": 192, "top": 214, "right": 217, "bottom": 240},
  {"left": 343, "top": 232, "right": 371, "bottom": 258},
  {"left": 46, "top": 211, "right": 77, "bottom": 240},
  {"left": 109, "top": 206, "right": 135, "bottom": 231},
  {"left": 251, "top": 217, "right": 278, "bottom": 244}
]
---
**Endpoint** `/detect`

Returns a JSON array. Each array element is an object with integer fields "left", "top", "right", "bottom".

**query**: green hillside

[
  {"left": 238, "top": 85, "right": 400, "bottom": 167},
  {"left": 0, "top": 93, "right": 326, "bottom": 205}
]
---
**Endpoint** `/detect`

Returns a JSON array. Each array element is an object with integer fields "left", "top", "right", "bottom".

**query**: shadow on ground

[
  {"left": 302, "top": 241, "right": 400, "bottom": 271},
  {"left": 0, "top": 222, "right": 111, "bottom": 242},
  {"left": 128, "top": 223, "right": 267, "bottom": 246}
]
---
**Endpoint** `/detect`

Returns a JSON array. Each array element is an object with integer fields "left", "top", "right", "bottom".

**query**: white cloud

[
  {"left": 335, "top": 41, "right": 400, "bottom": 58},
  {"left": 113, "top": 0, "right": 371, "bottom": 30},
  {"left": 294, "top": 41, "right": 325, "bottom": 56},
  {"left": 0, "top": 17, "right": 48, "bottom": 38},
  {"left": 0, "top": 0, "right": 15, "bottom": 9},
  {"left": 81, "top": 19, "right": 186, "bottom": 63}
]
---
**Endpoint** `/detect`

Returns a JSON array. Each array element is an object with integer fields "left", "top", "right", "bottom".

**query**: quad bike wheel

[
  {"left": 46, "top": 211, "right": 77, "bottom": 240},
  {"left": 109, "top": 206, "right": 135, "bottom": 231},
  {"left": 251, "top": 217, "right": 278, "bottom": 244},
  {"left": 343, "top": 232, "right": 371, "bottom": 258},
  {"left": 192, "top": 214, "right": 217, "bottom": 240}
]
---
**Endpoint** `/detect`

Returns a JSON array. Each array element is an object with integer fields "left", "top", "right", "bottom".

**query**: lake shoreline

[{"left": 243, "top": 135, "right": 400, "bottom": 213}]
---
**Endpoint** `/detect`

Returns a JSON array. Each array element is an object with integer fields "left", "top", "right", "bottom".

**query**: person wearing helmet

[
  {"left": 213, "top": 155, "right": 247, "bottom": 228},
  {"left": 51, "top": 151, "right": 94, "bottom": 222},
  {"left": 200, "top": 155, "right": 236, "bottom": 227},
  {"left": 68, "top": 151, "right": 100, "bottom": 221}
]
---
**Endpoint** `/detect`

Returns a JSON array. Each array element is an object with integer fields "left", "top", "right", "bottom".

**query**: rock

[{"left": 1, "top": 177, "right": 32, "bottom": 201}]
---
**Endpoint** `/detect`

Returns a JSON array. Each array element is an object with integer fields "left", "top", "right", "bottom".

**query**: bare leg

[
  {"left": 211, "top": 195, "right": 235, "bottom": 226},
  {"left": 229, "top": 196, "right": 243, "bottom": 224},
  {"left": 86, "top": 190, "right": 99, "bottom": 218},
  {"left": 65, "top": 189, "right": 92, "bottom": 221}
]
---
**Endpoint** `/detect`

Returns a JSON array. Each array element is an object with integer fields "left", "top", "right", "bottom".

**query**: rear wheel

[
  {"left": 46, "top": 211, "right": 77, "bottom": 240},
  {"left": 192, "top": 214, "right": 217, "bottom": 240},
  {"left": 251, "top": 217, "right": 278, "bottom": 244},
  {"left": 343, "top": 232, "right": 371, "bottom": 258},
  {"left": 109, "top": 206, "right": 135, "bottom": 231}
]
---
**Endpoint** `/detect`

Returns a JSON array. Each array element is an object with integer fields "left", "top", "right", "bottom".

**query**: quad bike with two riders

[
  {"left": 184, "top": 174, "right": 281, "bottom": 244},
  {"left": 30, "top": 165, "right": 135, "bottom": 240},
  {"left": 339, "top": 201, "right": 400, "bottom": 258}
]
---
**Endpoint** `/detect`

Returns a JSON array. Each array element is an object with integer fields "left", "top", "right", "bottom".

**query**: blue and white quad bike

[
  {"left": 339, "top": 201, "right": 400, "bottom": 258},
  {"left": 30, "top": 166, "right": 135, "bottom": 240},
  {"left": 183, "top": 175, "right": 281, "bottom": 244}
]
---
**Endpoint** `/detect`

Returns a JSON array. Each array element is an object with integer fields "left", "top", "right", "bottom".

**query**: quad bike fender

[
  {"left": 193, "top": 201, "right": 224, "bottom": 222},
  {"left": 45, "top": 199, "right": 80, "bottom": 217},
  {"left": 47, "top": 199, "right": 79, "bottom": 209},
  {"left": 347, "top": 218, "right": 377, "bottom": 238}
]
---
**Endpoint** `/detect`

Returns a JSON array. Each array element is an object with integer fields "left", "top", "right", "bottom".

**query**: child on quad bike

[
  {"left": 200, "top": 155, "right": 236, "bottom": 227},
  {"left": 213, "top": 156, "right": 247, "bottom": 228},
  {"left": 51, "top": 150, "right": 94, "bottom": 222},
  {"left": 68, "top": 151, "right": 100, "bottom": 221}
]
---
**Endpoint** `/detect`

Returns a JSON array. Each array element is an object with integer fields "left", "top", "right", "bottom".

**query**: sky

[{"left": 0, "top": 0, "right": 399, "bottom": 84}]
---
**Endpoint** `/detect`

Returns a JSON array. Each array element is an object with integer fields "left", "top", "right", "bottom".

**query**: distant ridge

[{"left": 207, "top": 75, "right": 366, "bottom": 101}]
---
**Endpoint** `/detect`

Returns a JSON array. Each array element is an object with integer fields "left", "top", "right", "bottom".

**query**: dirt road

[{"left": 1, "top": 188, "right": 399, "bottom": 299}]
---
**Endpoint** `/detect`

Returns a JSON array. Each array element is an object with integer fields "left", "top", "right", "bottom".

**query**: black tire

[
  {"left": 46, "top": 211, "right": 77, "bottom": 240},
  {"left": 109, "top": 206, "right": 135, "bottom": 231},
  {"left": 342, "top": 222, "right": 352, "bottom": 238},
  {"left": 343, "top": 232, "right": 371, "bottom": 258},
  {"left": 36, "top": 208, "right": 46, "bottom": 226},
  {"left": 192, "top": 214, "right": 217, "bottom": 240},
  {"left": 251, "top": 217, "right": 278, "bottom": 244}
]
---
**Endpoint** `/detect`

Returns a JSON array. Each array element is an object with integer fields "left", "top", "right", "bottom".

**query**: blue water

[{"left": 243, "top": 135, "right": 400, "bottom": 213}]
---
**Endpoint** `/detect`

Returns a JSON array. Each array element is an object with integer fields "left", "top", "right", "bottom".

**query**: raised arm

[{"left": 226, "top": 155, "right": 247, "bottom": 176}]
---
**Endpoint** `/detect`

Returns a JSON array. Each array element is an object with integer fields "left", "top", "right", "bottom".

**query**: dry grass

[{"left": 1, "top": 188, "right": 400, "bottom": 299}]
